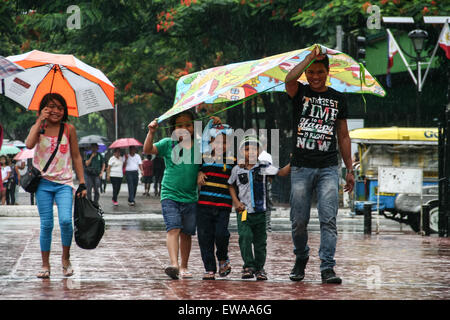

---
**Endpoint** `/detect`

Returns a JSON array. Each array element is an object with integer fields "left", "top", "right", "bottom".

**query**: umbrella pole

[{"left": 40, "top": 65, "right": 58, "bottom": 134}]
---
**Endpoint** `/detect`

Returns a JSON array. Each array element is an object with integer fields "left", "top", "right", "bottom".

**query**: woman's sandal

[
  {"left": 37, "top": 269, "right": 51, "bottom": 279},
  {"left": 164, "top": 266, "right": 179, "bottom": 280},
  {"left": 219, "top": 259, "right": 232, "bottom": 277},
  {"left": 62, "top": 263, "right": 74, "bottom": 277},
  {"left": 202, "top": 271, "right": 215, "bottom": 280},
  {"left": 180, "top": 269, "right": 193, "bottom": 279}
]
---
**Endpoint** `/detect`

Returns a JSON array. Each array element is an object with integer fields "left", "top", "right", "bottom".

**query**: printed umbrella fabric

[
  {"left": 158, "top": 44, "right": 385, "bottom": 122},
  {"left": 0, "top": 56, "right": 24, "bottom": 79},
  {"left": 109, "top": 138, "right": 143, "bottom": 149},
  {"left": 2, "top": 50, "right": 114, "bottom": 117}
]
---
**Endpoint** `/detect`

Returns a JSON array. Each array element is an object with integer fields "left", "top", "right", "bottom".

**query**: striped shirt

[{"left": 198, "top": 155, "right": 235, "bottom": 211}]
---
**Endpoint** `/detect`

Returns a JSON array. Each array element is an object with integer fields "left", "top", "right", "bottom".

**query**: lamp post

[{"left": 408, "top": 29, "right": 428, "bottom": 125}]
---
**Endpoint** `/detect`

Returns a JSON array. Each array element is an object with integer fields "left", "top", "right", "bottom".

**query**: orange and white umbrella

[{"left": 1, "top": 50, "right": 114, "bottom": 117}]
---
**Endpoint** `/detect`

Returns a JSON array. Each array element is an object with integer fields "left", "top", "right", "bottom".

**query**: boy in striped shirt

[{"left": 197, "top": 121, "right": 234, "bottom": 280}]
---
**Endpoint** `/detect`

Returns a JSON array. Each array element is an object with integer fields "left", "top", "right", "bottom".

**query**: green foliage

[{"left": 0, "top": 0, "right": 448, "bottom": 143}]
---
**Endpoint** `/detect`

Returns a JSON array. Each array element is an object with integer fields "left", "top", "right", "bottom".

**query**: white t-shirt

[
  {"left": 1, "top": 166, "right": 11, "bottom": 183},
  {"left": 108, "top": 156, "right": 124, "bottom": 178},
  {"left": 124, "top": 154, "right": 142, "bottom": 172},
  {"left": 17, "top": 160, "right": 28, "bottom": 176}
]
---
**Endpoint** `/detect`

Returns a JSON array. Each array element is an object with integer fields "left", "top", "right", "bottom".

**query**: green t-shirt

[{"left": 154, "top": 137, "right": 201, "bottom": 203}]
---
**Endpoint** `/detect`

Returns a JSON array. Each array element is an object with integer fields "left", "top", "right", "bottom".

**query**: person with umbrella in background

[
  {"left": 285, "top": 45, "right": 354, "bottom": 284},
  {"left": 106, "top": 148, "right": 124, "bottom": 206},
  {"left": 0, "top": 124, "right": 3, "bottom": 203},
  {"left": 124, "top": 146, "right": 143, "bottom": 206},
  {"left": 0, "top": 155, "right": 11, "bottom": 205},
  {"left": 25, "top": 93, "right": 87, "bottom": 279},
  {"left": 84, "top": 143, "right": 105, "bottom": 206}
]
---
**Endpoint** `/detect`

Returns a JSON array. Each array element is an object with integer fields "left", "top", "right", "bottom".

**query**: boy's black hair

[
  {"left": 39, "top": 93, "right": 69, "bottom": 122},
  {"left": 168, "top": 110, "right": 195, "bottom": 133},
  {"left": 311, "top": 55, "right": 330, "bottom": 71}
]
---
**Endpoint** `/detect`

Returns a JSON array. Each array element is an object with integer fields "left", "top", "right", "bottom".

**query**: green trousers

[{"left": 236, "top": 211, "right": 267, "bottom": 271}]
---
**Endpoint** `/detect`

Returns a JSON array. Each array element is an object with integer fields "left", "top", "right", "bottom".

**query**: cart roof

[{"left": 349, "top": 127, "right": 438, "bottom": 145}]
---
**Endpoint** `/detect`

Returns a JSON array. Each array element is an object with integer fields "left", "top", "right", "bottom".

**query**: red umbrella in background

[
  {"left": 108, "top": 138, "right": 143, "bottom": 149},
  {"left": 14, "top": 147, "right": 35, "bottom": 161}
]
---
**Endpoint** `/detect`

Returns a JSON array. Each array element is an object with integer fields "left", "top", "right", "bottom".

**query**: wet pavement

[{"left": 1, "top": 185, "right": 450, "bottom": 300}]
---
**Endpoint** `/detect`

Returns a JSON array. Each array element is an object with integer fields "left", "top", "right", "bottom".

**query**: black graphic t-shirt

[{"left": 290, "top": 82, "right": 348, "bottom": 168}]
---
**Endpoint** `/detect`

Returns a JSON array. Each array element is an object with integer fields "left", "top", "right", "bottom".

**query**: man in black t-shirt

[{"left": 285, "top": 46, "right": 354, "bottom": 284}]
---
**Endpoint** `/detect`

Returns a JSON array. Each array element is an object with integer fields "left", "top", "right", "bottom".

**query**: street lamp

[
  {"left": 408, "top": 29, "right": 428, "bottom": 55},
  {"left": 408, "top": 29, "right": 428, "bottom": 125}
]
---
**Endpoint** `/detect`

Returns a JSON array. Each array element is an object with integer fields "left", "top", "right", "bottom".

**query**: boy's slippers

[
  {"left": 37, "top": 269, "right": 51, "bottom": 279},
  {"left": 219, "top": 260, "right": 232, "bottom": 277},
  {"left": 164, "top": 266, "right": 179, "bottom": 280},
  {"left": 202, "top": 271, "right": 215, "bottom": 280}
]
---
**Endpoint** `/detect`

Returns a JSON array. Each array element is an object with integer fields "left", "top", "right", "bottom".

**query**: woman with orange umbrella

[{"left": 25, "top": 93, "right": 87, "bottom": 279}]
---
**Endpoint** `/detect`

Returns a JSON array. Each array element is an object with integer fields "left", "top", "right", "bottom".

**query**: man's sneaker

[
  {"left": 289, "top": 257, "right": 309, "bottom": 281},
  {"left": 321, "top": 268, "right": 342, "bottom": 284}
]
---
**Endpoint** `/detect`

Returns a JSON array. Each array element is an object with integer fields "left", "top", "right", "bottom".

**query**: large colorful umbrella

[
  {"left": 0, "top": 144, "right": 21, "bottom": 155},
  {"left": 109, "top": 138, "right": 143, "bottom": 149},
  {"left": 158, "top": 44, "right": 385, "bottom": 122},
  {"left": 0, "top": 56, "right": 24, "bottom": 79},
  {"left": 13, "top": 147, "right": 35, "bottom": 161},
  {"left": 1, "top": 50, "right": 115, "bottom": 117}
]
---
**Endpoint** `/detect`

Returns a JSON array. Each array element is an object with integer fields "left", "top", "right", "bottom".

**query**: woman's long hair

[{"left": 39, "top": 93, "right": 69, "bottom": 122}]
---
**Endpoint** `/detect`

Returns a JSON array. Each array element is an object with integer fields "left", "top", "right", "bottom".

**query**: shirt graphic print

[{"left": 291, "top": 83, "right": 348, "bottom": 168}]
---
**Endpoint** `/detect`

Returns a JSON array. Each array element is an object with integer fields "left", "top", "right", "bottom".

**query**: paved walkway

[{"left": 1, "top": 184, "right": 449, "bottom": 300}]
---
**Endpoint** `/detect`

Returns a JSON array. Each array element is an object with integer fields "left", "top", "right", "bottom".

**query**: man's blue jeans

[
  {"left": 125, "top": 171, "right": 139, "bottom": 203},
  {"left": 290, "top": 165, "right": 339, "bottom": 271}
]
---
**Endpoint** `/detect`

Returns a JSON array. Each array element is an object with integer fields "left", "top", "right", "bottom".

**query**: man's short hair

[{"left": 311, "top": 55, "right": 330, "bottom": 71}]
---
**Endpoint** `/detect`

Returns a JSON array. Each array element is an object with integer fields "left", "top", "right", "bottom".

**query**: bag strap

[{"left": 42, "top": 123, "right": 64, "bottom": 173}]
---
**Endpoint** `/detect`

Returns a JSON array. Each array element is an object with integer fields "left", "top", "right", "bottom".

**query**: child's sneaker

[
  {"left": 255, "top": 269, "right": 268, "bottom": 281},
  {"left": 219, "top": 259, "right": 231, "bottom": 277},
  {"left": 241, "top": 268, "right": 254, "bottom": 279}
]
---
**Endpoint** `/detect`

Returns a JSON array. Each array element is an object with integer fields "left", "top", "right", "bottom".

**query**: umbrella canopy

[
  {"left": 2, "top": 50, "right": 115, "bottom": 117},
  {"left": 109, "top": 138, "right": 143, "bottom": 149},
  {"left": 83, "top": 143, "right": 107, "bottom": 154},
  {"left": 0, "top": 56, "right": 24, "bottom": 79},
  {"left": 79, "top": 134, "right": 107, "bottom": 146},
  {"left": 9, "top": 140, "right": 26, "bottom": 148},
  {"left": 158, "top": 44, "right": 385, "bottom": 122},
  {"left": 0, "top": 144, "right": 21, "bottom": 155},
  {"left": 13, "top": 147, "right": 35, "bottom": 160}
]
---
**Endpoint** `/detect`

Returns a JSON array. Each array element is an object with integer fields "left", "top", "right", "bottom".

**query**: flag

[
  {"left": 386, "top": 29, "right": 399, "bottom": 88},
  {"left": 438, "top": 22, "right": 450, "bottom": 59}
]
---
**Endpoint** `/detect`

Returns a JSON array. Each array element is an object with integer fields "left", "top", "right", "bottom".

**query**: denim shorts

[{"left": 161, "top": 199, "right": 197, "bottom": 235}]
